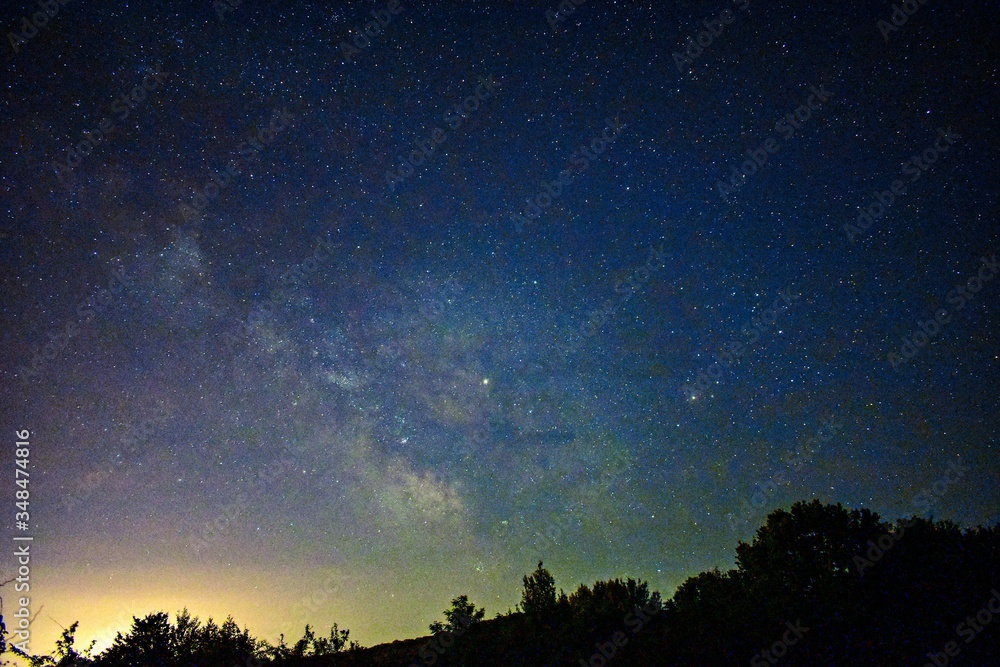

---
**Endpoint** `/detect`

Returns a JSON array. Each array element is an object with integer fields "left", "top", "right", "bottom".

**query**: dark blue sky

[{"left": 1, "top": 0, "right": 997, "bottom": 651}]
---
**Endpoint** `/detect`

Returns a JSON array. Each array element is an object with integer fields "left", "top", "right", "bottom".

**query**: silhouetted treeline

[{"left": 6, "top": 500, "right": 998, "bottom": 666}]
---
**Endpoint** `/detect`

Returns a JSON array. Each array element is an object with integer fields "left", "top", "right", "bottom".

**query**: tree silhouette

[
  {"left": 263, "top": 623, "right": 358, "bottom": 659},
  {"left": 98, "top": 612, "right": 174, "bottom": 667},
  {"left": 4, "top": 501, "right": 994, "bottom": 667},
  {"left": 93, "top": 610, "right": 262, "bottom": 667},
  {"left": 6, "top": 622, "right": 96, "bottom": 667},
  {"left": 519, "top": 561, "right": 556, "bottom": 620},
  {"left": 567, "top": 577, "right": 657, "bottom": 620},
  {"left": 310, "top": 623, "right": 358, "bottom": 654},
  {"left": 429, "top": 595, "right": 486, "bottom": 634},
  {"left": 53, "top": 622, "right": 96, "bottom": 666},
  {"left": 733, "top": 498, "right": 884, "bottom": 640}
]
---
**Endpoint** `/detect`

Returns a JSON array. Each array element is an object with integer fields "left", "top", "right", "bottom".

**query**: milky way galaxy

[{"left": 1, "top": 0, "right": 997, "bottom": 654}]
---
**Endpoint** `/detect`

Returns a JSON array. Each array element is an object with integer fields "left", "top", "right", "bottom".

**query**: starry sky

[{"left": 2, "top": 0, "right": 998, "bottom": 654}]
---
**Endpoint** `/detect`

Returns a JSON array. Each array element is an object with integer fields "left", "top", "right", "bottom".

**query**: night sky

[{"left": 2, "top": 0, "right": 998, "bottom": 654}]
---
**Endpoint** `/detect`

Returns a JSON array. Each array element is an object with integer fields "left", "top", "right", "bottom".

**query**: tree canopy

[{"left": 5, "top": 501, "right": 997, "bottom": 666}]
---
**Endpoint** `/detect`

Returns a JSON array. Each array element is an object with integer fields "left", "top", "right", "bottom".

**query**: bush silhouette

[
  {"left": 6, "top": 501, "right": 997, "bottom": 667},
  {"left": 429, "top": 595, "right": 485, "bottom": 634}
]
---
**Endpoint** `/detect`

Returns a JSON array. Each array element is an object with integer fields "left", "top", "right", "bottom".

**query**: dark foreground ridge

[{"left": 5, "top": 500, "right": 998, "bottom": 666}]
